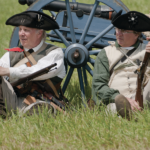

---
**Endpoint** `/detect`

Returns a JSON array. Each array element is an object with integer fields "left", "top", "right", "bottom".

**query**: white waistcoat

[{"left": 104, "top": 42, "right": 150, "bottom": 99}]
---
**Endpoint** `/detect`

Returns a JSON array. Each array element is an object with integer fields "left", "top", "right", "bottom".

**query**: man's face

[
  {"left": 115, "top": 28, "right": 139, "bottom": 47},
  {"left": 19, "top": 26, "right": 43, "bottom": 49}
]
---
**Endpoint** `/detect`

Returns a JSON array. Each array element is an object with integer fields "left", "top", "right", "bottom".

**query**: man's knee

[{"left": 115, "top": 94, "right": 132, "bottom": 120}]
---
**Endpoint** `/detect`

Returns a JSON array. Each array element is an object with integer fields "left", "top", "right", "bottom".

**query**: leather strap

[
  {"left": 45, "top": 79, "right": 60, "bottom": 98},
  {"left": 24, "top": 50, "right": 60, "bottom": 98},
  {"left": 23, "top": 51, "right": 37, "bottom": 65},
  {"left": 24, "top": 95, "right": 36, "bottom": 105},
  {"left": 55, "top": 82, "right": 62, "bottom": 91},
  {"left": 13, "top": 57, "right": 28, "bottom": 68},
  {"left": 110, "top": 48, "right": 136, "bottom": 76}
]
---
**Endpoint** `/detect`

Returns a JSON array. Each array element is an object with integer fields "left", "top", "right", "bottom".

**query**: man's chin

[
  {"left": 117, "top": 40, "right": 124, "bottom": 46},
  {"left": 20, "top": 43, "right": 27, "bottom": 47}
]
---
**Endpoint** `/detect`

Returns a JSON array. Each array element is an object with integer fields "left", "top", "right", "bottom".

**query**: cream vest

[{"left": 104, "top": 41, "right": 150, "bottom": 99}]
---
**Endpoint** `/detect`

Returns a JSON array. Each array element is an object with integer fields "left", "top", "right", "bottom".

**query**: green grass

[
  {"left": 1, "top": 107, "right": 150, "bottom": 149},
  {"left": 1, "top": 0, "right": 150, "bottom": 149}
]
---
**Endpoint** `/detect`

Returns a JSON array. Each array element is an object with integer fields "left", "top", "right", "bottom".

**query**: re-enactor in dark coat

[
  {"left": 0, "top": 11, "right": 66, "bottom": 116},
  {"left": 92, "top": 11, "right": 150, "bottom": 119}
]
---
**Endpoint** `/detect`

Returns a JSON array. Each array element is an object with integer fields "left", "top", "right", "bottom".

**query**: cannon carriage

[{"left": 10, "top": 0, "right": 145, "bottom": 104}]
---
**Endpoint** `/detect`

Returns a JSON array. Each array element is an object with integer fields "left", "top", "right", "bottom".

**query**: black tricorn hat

[
  {"left": 112, "top": 11, "right": 150, "bottom": 32},
  {"left": 6, "top": 11, "right": 59, "bottom": 31}
]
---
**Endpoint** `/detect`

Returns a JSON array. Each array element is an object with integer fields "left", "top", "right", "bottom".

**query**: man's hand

[
  {"left": 0, "top": 66, "right": 10, "bottom": 76},
  {"left": 146, "top": 37, "right": 150, "bottom": 53},
  {"left": 126, "top": 97, "right": 141, "bottom": 111}
]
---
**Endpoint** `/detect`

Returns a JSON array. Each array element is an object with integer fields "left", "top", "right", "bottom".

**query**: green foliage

[
  {"left": 122, "top": 0, "right": 150, "bottom": 13},
  {"left": 0, "top": 0, "right": 28, "bottom": 56},
  {"left": 1, "top": 0, "right": 150, "bottom": 149}
]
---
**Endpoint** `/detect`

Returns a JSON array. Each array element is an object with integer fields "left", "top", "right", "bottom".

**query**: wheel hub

[{"left": 64, "top": 43, "right": 89, "bottom": 68}]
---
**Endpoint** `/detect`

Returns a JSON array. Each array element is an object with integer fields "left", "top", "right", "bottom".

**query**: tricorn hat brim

[
  {"left": 6, "top": 10, "right": 59, "bottom": 31},
  {"left": 112, "top": 11, "right": 150, "bottom": 32}
]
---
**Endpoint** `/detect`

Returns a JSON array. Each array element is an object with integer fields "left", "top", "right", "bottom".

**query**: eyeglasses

[{"left": 114, "top": 27, "right": 134, "bottom": 34}]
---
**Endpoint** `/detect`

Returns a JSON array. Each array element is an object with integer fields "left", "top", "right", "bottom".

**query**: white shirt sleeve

[
  {"left": 0, "top": 52, "right": 10, "bottom": 68},
  {"left": 9, "top": 48, "right": 66, "bottom": 82}
]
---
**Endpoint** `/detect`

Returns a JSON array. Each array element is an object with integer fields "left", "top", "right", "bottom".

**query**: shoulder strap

[
  {"left": 23, "top": 51, "right": 37, "bottom": 65},
  {"left": 13, "top": 57, "right": 28, "bottom": 67},
  {"left": 110, "top": 48, "right": 136, "bottom": 76},
  {"left": 24, "top": 50, "right": 60, "bottom": 98}
]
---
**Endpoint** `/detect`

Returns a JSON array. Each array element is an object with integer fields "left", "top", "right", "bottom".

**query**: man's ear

[
  {"left": 38, "top": 30, "right": 43, "bottom": 35},
  {"left": 36, "top": 29, "right": 43, "bottom": 38}
]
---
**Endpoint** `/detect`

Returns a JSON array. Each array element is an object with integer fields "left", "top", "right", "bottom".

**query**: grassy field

[{"left": 0, "top": 0, "right": 150, "bottom": 149}]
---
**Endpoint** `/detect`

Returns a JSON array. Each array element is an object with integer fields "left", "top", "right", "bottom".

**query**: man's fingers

[
  {"left": 131, "top": 105, "right": 134, "bottom": 110},
  {"left": 133, "top": 102, "right": 141, "bottom": 111},
  {"left": 146, "top": 37, "right": 150, "bottom": 41},
  {"left": 146, "top": 43, "right": 150, "bottom": 52},
  {"left": 126, "top": 97, "right": 142, "bottom": 111},
  {"left": 146, "top": 50, "right": 150, "bottom": 53}
]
